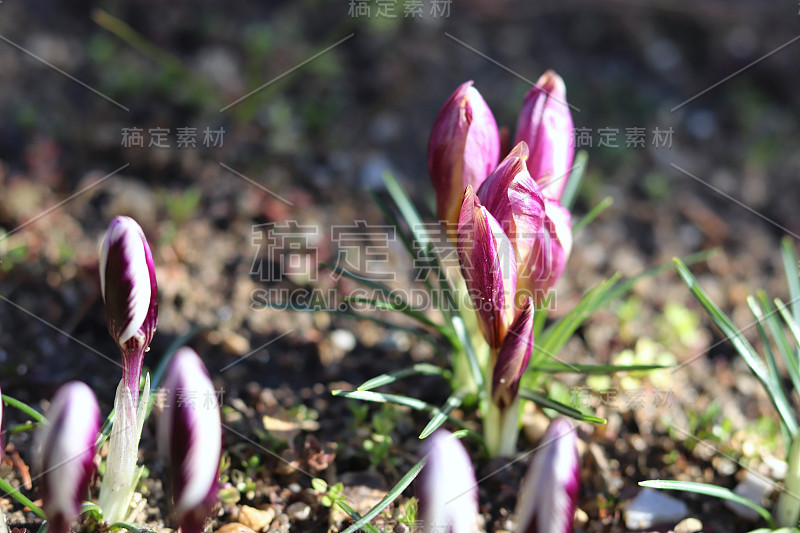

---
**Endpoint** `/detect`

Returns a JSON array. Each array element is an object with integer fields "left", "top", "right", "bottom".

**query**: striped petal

[
  {"left": 515, "top": 417, "right": 580, "bottom": 533},
  {"left": 429, "top": 81, "right": 501, "bottom": 225},
  {"left": 492, "top": 297, "right": 534, "bottom": 409},
  {"left": 513, "top": 71, "right": 575, "bottom": 201},
  {"left": 417, "top": 430, "right": 478, "bottom": 533},
  {"left": 100, "top": 216, "right": 158, "bottom": 352},
  {"left": 517, "top": 198, "right": 572, "bottom": 305},
  {"left": 457, "top": 186, "right": 517, "bottom": 348},
  {"left": 159, "top": 347, "right": 221, "bottom": 533},
  {"left": 36, "top": 382, "right": 100, "bottom": 533}
]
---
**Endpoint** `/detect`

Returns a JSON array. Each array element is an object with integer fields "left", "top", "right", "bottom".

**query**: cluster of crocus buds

[
  {"left": 35, "top": 382, "right": 101, "bottom": 533},
  {"left": 418, "top": 419, "right": 580, "bottom": 533},
  {"left": 98, "top": 216, "right": 158, "bottom": 523},
  {"left": 429, "top": 71, "right": 575, "bottom": 456},
  {"left": 158, "top": 347, "right": 222, "bottom": 533},
  {"left": 429, "top": 71, "right": 574, "bottom": 305}
]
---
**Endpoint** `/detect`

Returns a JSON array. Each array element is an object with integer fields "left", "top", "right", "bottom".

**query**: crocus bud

[
  {"left": 417, "top": 430, "right": 478, "bottom": 533},
  {"left": 36, "top": 382, "right": 101, "bottom": 533},
  {"left": 513, "top": 71, "right": 574, "bottom": 201},
  {"left": 492, "top": 297, "right": 534, "bottom": 410},
  {"left": 100, "top": 216, "right": 158, "bottom": 403},
  {"left": 429, "top": 81, "right": 501, "bottom": 226},
  {"left": 159, "top": 348, "right": 222, "bottom": 533},
  {"left": 457, "top": 185, "right": 517, "bottom": 349},
  {"left": 517, "top": 198, "right": 572, "bottom": 305},
  {"left": 515, "top": 417, "right": 580, "bottom": 533}
]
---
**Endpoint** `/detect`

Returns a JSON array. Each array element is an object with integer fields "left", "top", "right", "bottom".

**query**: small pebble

[
  {"left": 330, "top": 329, "right": 357, "bottom": 352},
  {"left": 624, "top": 488, "right": 688, "bottom": 529},
  {"left": 725, "top": 471, "right": 773, "bottom": 520},
  {"left": 238, "top": 505, "right": 275, "bottom": 532},
  {"left": 286, "top": 502, "right": 311, "bottom": 521},
  {"left": 674, "top": 517, "right": 703, "bottom": 533},
  {"left": 215, "top": 523, "right": 257, "bottom": 533}
]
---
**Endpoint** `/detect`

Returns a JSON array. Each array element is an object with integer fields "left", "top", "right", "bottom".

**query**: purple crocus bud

[
  {"left": 429, "top": 81, "right": 501, "bottom": 226},
  {"left": 100, "top": 216, "right": 158, "bottom": 403},
  {"left": 36, "top": 382, "right": 101, "bottom": 533},
  {"left": 457, "top": 185, "right": 517, "bottom": 349},
  {"left": 417, "top": 430, "right": 478, "bottom": 533},
  {"left": 158, "top": 348, "right": 221, "bottom": 533},
  {"left": 515, "top": 417, "right": 580, "bottom": 533},
  {"left": 513, "top": 71, "right": 574, "bottom": 201},
  {"left": 492, "top": 297, "right": 534, "bottom": 410},
  {"left": 517, "top": 198, "right": 572, "bottom": 305}
]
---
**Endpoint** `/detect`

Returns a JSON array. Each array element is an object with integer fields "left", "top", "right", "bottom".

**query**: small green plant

[
  {"left": 312, "top": 478, "right": 346, "bottom": 508},
  {"left": 643, "top": 238, "right": 800, "bottom": 531}
]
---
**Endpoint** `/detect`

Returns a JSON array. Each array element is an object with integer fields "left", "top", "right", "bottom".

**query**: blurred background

[{"left": 0, "top": 1, "right": 798, "bottom": 529}]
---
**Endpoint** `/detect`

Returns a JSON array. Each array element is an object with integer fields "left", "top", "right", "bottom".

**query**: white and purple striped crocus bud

[
  {"left": 100, "top": 216, "right": 158, "bottom": 403},
  {"left": 429, "top": 81, "right": 501, "bottom": 226},
  {"left": 492, "top": 297, "right": 534, "bottom": 410},
  {"left": 36, "top": 382, "right": 101, "bottom": 533},
  {"left": 417, "top": 430, "right": 478, "bottom": 533},
  {"left": 515, "top": 417, "right": 580, "bottom": 533},
  {"left": 513, "top": 71, "right": 574, "bottom": 202},
  {"left": 457, "top": 185, "right": 518, "bottom": 349},
  {"left": 159, "top": 348, "right": 222, "bottom": 533}
]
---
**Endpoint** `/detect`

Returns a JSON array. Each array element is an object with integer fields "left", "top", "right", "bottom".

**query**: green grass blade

[
  {"left": 331, "top": 389, "right": 475, "bottom": 436},
  {"left": 518, "top": 389, "right": 606, "bottom": 424},
  {"left": 2, "top": 395, "right": 46, "bottom": 424},
  {"left": 335, "top": 501, "right": 381, "bottom": 533},
  {"left": 340, "top": 458, "right": 427, "bottom": 533},
  {"left": 747, "top": 296, "right": 794, "bottom": 437},
  {"left": 343, "top": 297, "right": 451, "bottom": 340},
  {"left": 0, "top": 478, "right": 47, "bottom": 519},
  {"left": 560, "top": 150, "right": 588, "bottom": 211},
  {"left": 757, "top": 291, "right": 800, "bottom": 396},
  {"left": 536, "top": 274, "right": 621, "bottom": 363},
  {"left": 261, "top": 300, "right": 436, "bottom": 344},
  {"left": 530, "top": 362, "right": 670, "bottom": 374},
  {"left": 676, "top": 258, "right": 798, "bottom": 438},
  {"left": 572, "top": 196, "right": 613, "bottom": 235},
  {"left": 451, "top": 314, "right": 484, "bottom": 390},
  {"left": 357, "top": 364, "right": 450, "bottom": 391},
  {"left": 321, "top": 263, "right": 396, "bottom": 298},
  {"left": 419, "top": 390, "right": 466, "bottom": 439},
  {"left": 639, "top": 480, "right": 775, "bottom": 527},
  {"left": 782, "top": 237, "right": 800, "bottom": 327},
  {"left": 776, "top": 298, "right": 800, "bottom": 349}
]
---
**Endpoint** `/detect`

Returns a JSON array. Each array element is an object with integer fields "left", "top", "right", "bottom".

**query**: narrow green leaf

[
  {"left": 343, "top": 296, "right": 452, "bottom": 342},
  {"left": 321, "top": 263, "right": 396, "bottom": 298},
  {"left": 332, "top": 390, "right": 475, "bottom": 435},
  {"left": 572, "top": 196, "right": 613, "bottom": 235},
  {"left": 109, "top": 522, "right": 154, "bottom": 533},
  {"left": 340, "top": 458, "right": 427, "bottom": 533},
  {"left": 531, "top": 362, "right": 670, "bottom": 374},
  {"left": 560, "top": 150, "right": 588, "bottom": 211},
  {"left": 335, "top": 501, "right": 381, "bottom": 533},
  {"left": 639, "top": 480, "right": 775, "bottom": 527},
  {"left": 451, "top": 314, "right": 484, "bottom": 390},
  {"left": 747, "top": 297, "right": 785, "bottom": 399},
  {"left": 419, "top": 390, "right": 466, "bottom": 439},
  {"left": 536, "top": 274, "right": 621, "bottom": 363},
  {"left": 261, "top": 300, "right": 436, "bottom": 345},
  {"left": 518, "top": 389, "right": 606, "bottom": 424},
  {"left": 676, "top": 258, "right": 798, "bottom": 438},
  {"left": 357, "top": 364, "right": 450, "bottom": 392},
  {"left": 0, "top": 478, "right": 47, "bottom": 519},
  {"left": 2, "top": 395, "right": 46, "bottom": 424},
  {"left": 756, "top": 292, "right": 800, "bottom": 397},
  {"left": 9, "top": 421, "right": 40, "bottom": 434},
  {"left": 781, "top": 236, "right": 800, "bottom": 327}
]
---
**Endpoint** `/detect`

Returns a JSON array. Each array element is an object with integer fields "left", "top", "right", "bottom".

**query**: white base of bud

[{"left": 98, "top": 374, "right": 150, "bottom": 524}]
